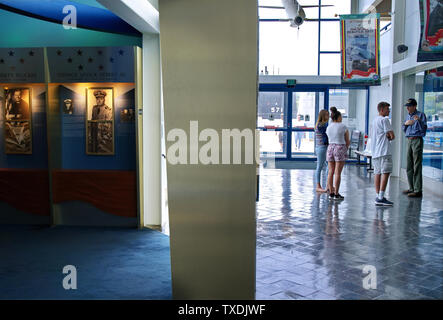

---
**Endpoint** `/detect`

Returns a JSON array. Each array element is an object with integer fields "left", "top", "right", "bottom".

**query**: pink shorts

[{"left": 327, "top": 144, "right": 348, "bottom": 162}]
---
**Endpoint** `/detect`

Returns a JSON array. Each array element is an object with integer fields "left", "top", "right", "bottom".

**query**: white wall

[
  {"left": 368, "top": 78, "right": 391, "bottom": 128},
  {"left": 380, "top": 29, "right": 392, "bottom": 71}
]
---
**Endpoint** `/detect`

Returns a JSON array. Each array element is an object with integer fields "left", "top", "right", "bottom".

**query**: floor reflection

[{"left": 256, "top": 166, "right": 443, "bottom": 300}]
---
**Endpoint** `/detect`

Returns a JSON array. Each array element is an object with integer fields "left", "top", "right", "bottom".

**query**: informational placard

[
  {"left": 418, "top": 0, "right": 443, "bottom": 62},
  {"left": 0, "top": 48, "right": 45, "bottom": 83},
  {"left": 340, "top": 14, "right": 381, "bottom": 86},
  {"left": 47, "top": 46, "right": 134, "bottom": 83}
]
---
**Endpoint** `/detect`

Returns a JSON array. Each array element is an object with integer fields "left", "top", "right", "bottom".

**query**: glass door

[
  {"left": 257, "top": 91, "right": 287, "bottom": 158},
  {"left": 258, "top": 87, "right": 327, "bottom": 160},
  {"left": 291, "top": 91, "right": 325, "bottom": 156}
]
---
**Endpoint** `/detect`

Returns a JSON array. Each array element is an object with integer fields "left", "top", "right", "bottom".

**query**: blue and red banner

[
  {"left": 418, "top": 0, "right": 443, "bottom": 61},
  {"left": 340, "top": 13, "right": 381, "bottom": 86}
]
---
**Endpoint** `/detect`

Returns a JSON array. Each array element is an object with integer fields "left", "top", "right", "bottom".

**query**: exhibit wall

[
  {"left": 0, "top": 46, "right": 140, "bottom": 227},
  {"left": 0, "top": 83, "right": 51, "bottom": 224}
]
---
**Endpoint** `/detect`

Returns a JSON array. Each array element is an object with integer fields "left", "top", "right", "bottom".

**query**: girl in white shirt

[{"left": 326, "top": 107, "right": 350, "bottom": 200}]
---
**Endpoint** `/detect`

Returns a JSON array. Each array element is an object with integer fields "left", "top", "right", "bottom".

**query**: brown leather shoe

[
  {"left": 402, "top": 189, "right": 413, "bottom": 194},
  {"left": 408, "top": 192, "right": 422, "bottom": 198}
]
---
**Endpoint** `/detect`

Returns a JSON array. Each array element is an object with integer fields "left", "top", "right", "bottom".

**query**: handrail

[{"left": 381, "top": 22, "right": 392, "bottom": 33}]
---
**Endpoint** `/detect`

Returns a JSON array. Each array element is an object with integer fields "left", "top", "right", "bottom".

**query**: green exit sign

[{"left": 286, "top": 79, "right": 297, "bottom": 87}]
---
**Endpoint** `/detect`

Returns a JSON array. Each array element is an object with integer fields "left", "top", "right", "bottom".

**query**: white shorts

[{"left": 373, "top": 155, "right": 393, "bottom": 175}]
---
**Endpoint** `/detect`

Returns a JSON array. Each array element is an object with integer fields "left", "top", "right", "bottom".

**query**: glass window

[
  {"left": 298, "top": 0, "right": 319, "bottom": 19},
  {"left": 329, "top": 88, "right": 367, "bottom": 134},
  {"left": 320, "top": 21, "right": 340, "bottom": 52},
  {"left": 259, "top": 130, "right": 286, "bottom": 156},
  {"left": 417, "top": 70, "right": 443, "bottom": 182},
  {"left": 320, "top": 53, "right": 341, "bottom": 75},
  {"left": 320, "top": 0, "right": 351, "bottom": 19},
  {"left": 292, "top": 92, "right": 316, "bottom": 129},
  {"left": 259, "top": 18, "right": 319, "bottom": 75},
  {"left": 257, "top": 92, "right": 286, "bottom": 128},
  {"left": 292, "top": 131, "right": 315, "bottom": 154}
]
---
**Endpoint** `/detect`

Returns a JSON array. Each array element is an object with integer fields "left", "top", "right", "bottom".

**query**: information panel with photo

[
  {"left": 2, "top": 87, "right": 32, "bottom": 154},
  {"left": 86, "top": 88, "right": 114, "bottom": 155}
]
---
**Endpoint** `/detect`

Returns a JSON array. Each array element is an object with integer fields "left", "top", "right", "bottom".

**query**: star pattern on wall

[
  {"left": 45, "top": 47, "right": 133, "bottom": 82},
  {"left": 0, "top": 48, "right": 45, "bottom": 82}
]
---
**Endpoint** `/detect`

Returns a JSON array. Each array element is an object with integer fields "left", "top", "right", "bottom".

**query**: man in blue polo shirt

[{"left": 402, "top": 98, "right": 427, "bottom": 198}]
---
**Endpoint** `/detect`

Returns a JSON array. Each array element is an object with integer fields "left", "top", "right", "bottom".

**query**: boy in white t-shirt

[{"left": 371, "top": 102, "right": 395, "bottom": 206}]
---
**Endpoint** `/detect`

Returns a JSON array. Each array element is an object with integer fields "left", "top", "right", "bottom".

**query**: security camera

[{"left": 397, "top": 44, "right": 408, "bottom": 54}]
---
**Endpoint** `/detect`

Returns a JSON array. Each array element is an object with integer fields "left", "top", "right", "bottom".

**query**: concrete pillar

[{"left": 160, "top": 0, "right": 257, "bottom": 299}]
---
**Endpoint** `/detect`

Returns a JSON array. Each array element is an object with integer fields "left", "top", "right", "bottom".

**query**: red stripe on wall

[
  {"left": 52, "top": 170, "right": 137, "bottom": 218},
  {"left": 0, "top": 169, "right": 50, "bottom": 216}
]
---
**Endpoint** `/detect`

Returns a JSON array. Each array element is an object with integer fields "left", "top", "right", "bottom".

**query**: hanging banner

[
  {"left": 418, "top": 0, "right": 443, "bottom": 62},
  {"left": 340, "top": 13, "right": 381, "bottom": 86}
]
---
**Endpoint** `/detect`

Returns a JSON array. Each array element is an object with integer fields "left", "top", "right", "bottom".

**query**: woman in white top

[{"left": 325, "top": 107, "right": 350, "bottom": 200}]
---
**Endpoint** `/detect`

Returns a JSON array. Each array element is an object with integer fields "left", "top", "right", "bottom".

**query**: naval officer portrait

[
  {"left": 86, "top": 88, "right": 114, "bottom": 155},
  {"left": 90, "top": 90, "right": 112, "bottom": 120}
]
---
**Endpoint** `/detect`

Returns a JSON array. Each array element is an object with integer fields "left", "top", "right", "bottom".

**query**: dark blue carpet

[{"left": 0, "top": 225, "right": 172, "bottom": 300}]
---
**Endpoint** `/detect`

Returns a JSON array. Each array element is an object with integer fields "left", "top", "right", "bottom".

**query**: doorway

[{"left": 258, "top": 84, "right": 328, "bottom": 161}]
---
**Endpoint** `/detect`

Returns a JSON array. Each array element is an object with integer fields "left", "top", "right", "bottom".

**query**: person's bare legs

[
  {"left": 374, "top": 174, "right": 381, "bottom": 194},
  {"left": 334, "top": 161, "right": 345, "bottom": 195},
  {"left": 380, "top": 173, "right": 390, "bottom": 192},
  {"left": 327, "top": 161, "right": 336, "bottom": 194},
  {"left": 316, "top": 183, "right": 327, "bottom": 193}
]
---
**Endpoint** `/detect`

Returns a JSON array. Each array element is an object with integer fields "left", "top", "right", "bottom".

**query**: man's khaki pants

[{"left": 406, "top": 137, "right": 423, "bottom": 193}]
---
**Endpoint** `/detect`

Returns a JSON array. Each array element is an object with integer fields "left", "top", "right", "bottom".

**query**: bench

[{"left": 354, "top": 150, "right": 373, "bottom": 172}]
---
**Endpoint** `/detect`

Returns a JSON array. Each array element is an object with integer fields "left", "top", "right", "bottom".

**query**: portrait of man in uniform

[
  {"left": 4, "top": 88, "right": 31, "bottom": 120},
  {"left": 86, "top": 88, "right": 114, "bottom": 155},
  {"left": 63, "top": 98, "right": 74, "bottom": 115}
]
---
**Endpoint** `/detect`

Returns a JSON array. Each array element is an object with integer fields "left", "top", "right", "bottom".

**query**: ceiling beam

[{"left": 97, "top": 0, "right": 159, "bottom": 34}]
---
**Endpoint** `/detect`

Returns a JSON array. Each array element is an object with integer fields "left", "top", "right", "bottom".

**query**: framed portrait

[
  {"left": 120, "top": 108, "right": 135, "bottom": 123},
  {"left": 4, "top": 121, "right": 32, "bottom": 154},
  {"left": 4, "top": 88, "right": 32, "bottom": 121},
  {"left": 2, "top": 87, "right": 32, "bottom": 154},
  {"left": 86, "top": 87, "right": 114, "bottom": 155},
  {"left": 63, "top": 98, "right": 74, "bottom": 115}
]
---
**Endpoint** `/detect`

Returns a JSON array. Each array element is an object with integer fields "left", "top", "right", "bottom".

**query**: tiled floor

[{"left": 256, "top": 165, "right": 443, "bottom": 300}]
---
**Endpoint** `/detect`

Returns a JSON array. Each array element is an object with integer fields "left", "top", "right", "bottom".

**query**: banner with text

[{"left": 340, "top": 13, "right": 380, "bottom": 86}]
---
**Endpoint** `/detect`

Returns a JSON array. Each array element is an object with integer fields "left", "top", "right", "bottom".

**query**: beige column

[{"left": 160, "top": 0, "right": 258, "bottom": 299}]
